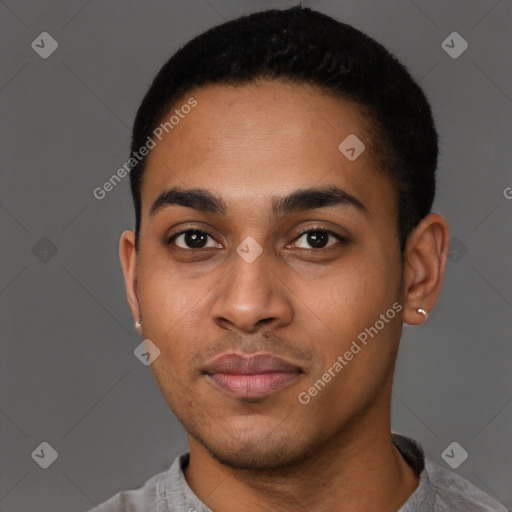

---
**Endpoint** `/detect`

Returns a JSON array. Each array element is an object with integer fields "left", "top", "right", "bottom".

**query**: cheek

[
  {"left": 293, "top": 252, "right": 399, "bottom": 366},
  {"left": 136, "top": 260, "right": 212, "bottom": 366},
  {"left": 309, "top": 256, "right": 386, "bottom": 321}
]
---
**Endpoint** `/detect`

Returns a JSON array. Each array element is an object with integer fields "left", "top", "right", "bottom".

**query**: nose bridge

[
  {"left": 210, "top": 245, "right": 293, "bottom": 332},
  {"left": 224, "top": 247, "right": 274, "bottom": 306}
]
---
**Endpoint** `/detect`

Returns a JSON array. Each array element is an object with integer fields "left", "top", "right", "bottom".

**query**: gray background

[{"left": 1, "top": 0, "right": 511, "bottom": 510}]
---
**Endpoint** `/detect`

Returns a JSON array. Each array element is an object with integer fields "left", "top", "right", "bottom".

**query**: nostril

[{"left": 257, "top": 317, "right": 275, "bottom": 326}]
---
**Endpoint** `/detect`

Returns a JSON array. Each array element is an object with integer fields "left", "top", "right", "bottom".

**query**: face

[{"left": 123, "top": 80, "right": 406, "bottom": 470}]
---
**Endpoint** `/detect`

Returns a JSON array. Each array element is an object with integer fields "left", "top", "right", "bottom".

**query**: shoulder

[
  {"left": 423, "top": 456, "right": 509, "bottom": 511},
  {"left": 392, "top": 433, "right": 508, "bottom": 512},
  {"left": 82, "top": 453, "right": 188, "bottom": 512},
  {"left": 82, "top": 470, "right": 166, "bottom": 512}
]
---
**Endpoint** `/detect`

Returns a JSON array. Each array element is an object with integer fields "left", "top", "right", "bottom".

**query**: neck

[{"left": 183, "top": 408, "right": 419, "bottom": 512}]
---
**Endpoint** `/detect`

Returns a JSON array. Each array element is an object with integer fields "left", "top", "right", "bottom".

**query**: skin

[{"left": 120, "top": 80, "right": 450, "bottom": 512}]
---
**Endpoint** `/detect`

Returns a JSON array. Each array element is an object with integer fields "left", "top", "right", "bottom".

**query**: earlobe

[
  {"left": 402, "top": 213, "right": 450, "bottom": 326},
  {"left": 119, "top": 230, "right": 142, "bottom": 332}
]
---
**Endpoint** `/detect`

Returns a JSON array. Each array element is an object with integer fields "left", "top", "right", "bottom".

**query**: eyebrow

[
  {"left": 149, "top": 185, "right": 368, "bottom": 219},
  {"left": 150, "top": 188, "right": 226, "bottom": 217},
  {"left": 271, "top": 185, "right": 367, "bottom": 218}
]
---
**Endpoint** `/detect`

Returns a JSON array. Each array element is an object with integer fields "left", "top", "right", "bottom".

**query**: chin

[
  {"left": 191, "top": 421, "right": 315, "bottom": 471},
  {"left": 207, "top": 441, "right": 307, "bottom": 470}
]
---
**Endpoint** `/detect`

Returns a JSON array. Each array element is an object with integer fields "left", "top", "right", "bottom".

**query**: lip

[{"left": 203, "top": 352, "right": 303, "bottom": 399}]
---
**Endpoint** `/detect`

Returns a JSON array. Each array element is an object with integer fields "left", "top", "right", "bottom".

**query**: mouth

[{"left": 202, "top": 352, "right": 303, "bottom": 399}]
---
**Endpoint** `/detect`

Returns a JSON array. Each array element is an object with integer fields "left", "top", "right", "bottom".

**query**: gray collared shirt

[{"left": 85, "top": 433, "right": 508, "bottom": 511}]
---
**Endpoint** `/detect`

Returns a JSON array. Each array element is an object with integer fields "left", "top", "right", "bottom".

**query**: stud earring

[
  {"left": 135, "top": 320, "right": 143, "bottom": 328},
  {"left": 416, "top": 308, "right": 428, "bottom": 319}
]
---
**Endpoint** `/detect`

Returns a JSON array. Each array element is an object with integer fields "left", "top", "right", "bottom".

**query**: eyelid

[
  {"left": 166, "top": 227, "right": 221, "bottom": 248},
  {"left": 165, "top": 225, "right": 348, "bottom": 250},
  {"left": 289, "top": 226, "right": 348, "bottom": 248},
  {"left": 293, "top": 226, "right": 346, "bottom": 240}
]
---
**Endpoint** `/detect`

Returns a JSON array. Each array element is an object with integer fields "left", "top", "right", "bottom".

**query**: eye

[
  {"left": 292, "top": 229, "right": 346, "bottom": 250},
  {"left": 168, "top": 229, "right": 221, "bottom": 250}
]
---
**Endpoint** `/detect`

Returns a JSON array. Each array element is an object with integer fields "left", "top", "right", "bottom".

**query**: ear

[
  {"left": 119, "top": 230, "right": 142, "bottom": 335},
  {"left": 402, "top": 213, "right": 450, "bottom": 325}
]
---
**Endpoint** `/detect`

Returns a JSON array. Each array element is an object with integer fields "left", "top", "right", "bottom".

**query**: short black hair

[{"left": 129, "top": 6, "right": 438, "bottom": 254}]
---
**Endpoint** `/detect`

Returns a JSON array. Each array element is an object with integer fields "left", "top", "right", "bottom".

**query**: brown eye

[
  {"left": 293, "top": 229, "right": 346, "bottom": 250},
  {"left": 169, "top": 230, "right": 220, "bottom": 249},
  {"left": 305, "top": 231, "right": 329, "bottom": 248}
]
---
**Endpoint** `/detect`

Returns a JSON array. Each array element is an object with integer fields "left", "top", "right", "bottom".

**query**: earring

[
  {"left": 416, "top": 308, "right": 428, "bottom": 319},
  {"left": 135, "top": 320, "right": 143, "bottom": 328}
]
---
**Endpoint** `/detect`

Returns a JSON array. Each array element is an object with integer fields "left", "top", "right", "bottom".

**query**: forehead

[{"left": 141, "top": 80, "right": 394, "bottom": 217}]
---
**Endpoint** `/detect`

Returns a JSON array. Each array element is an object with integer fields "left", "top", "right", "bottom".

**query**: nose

[{"left": 210, "top": 248, "right": 294, "bottom": 333}]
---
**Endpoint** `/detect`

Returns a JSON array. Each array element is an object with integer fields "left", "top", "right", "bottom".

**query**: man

[{"left": 92, "top": 6, "right": 507, "bottom": 512}]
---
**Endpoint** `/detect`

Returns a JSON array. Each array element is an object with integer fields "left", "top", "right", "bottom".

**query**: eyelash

[
  {"left": 166, "top": 227, "right": 348, "bottom": 251},
  {"left": 292, "top": 227, "right": 348, "bottom": 249}
]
